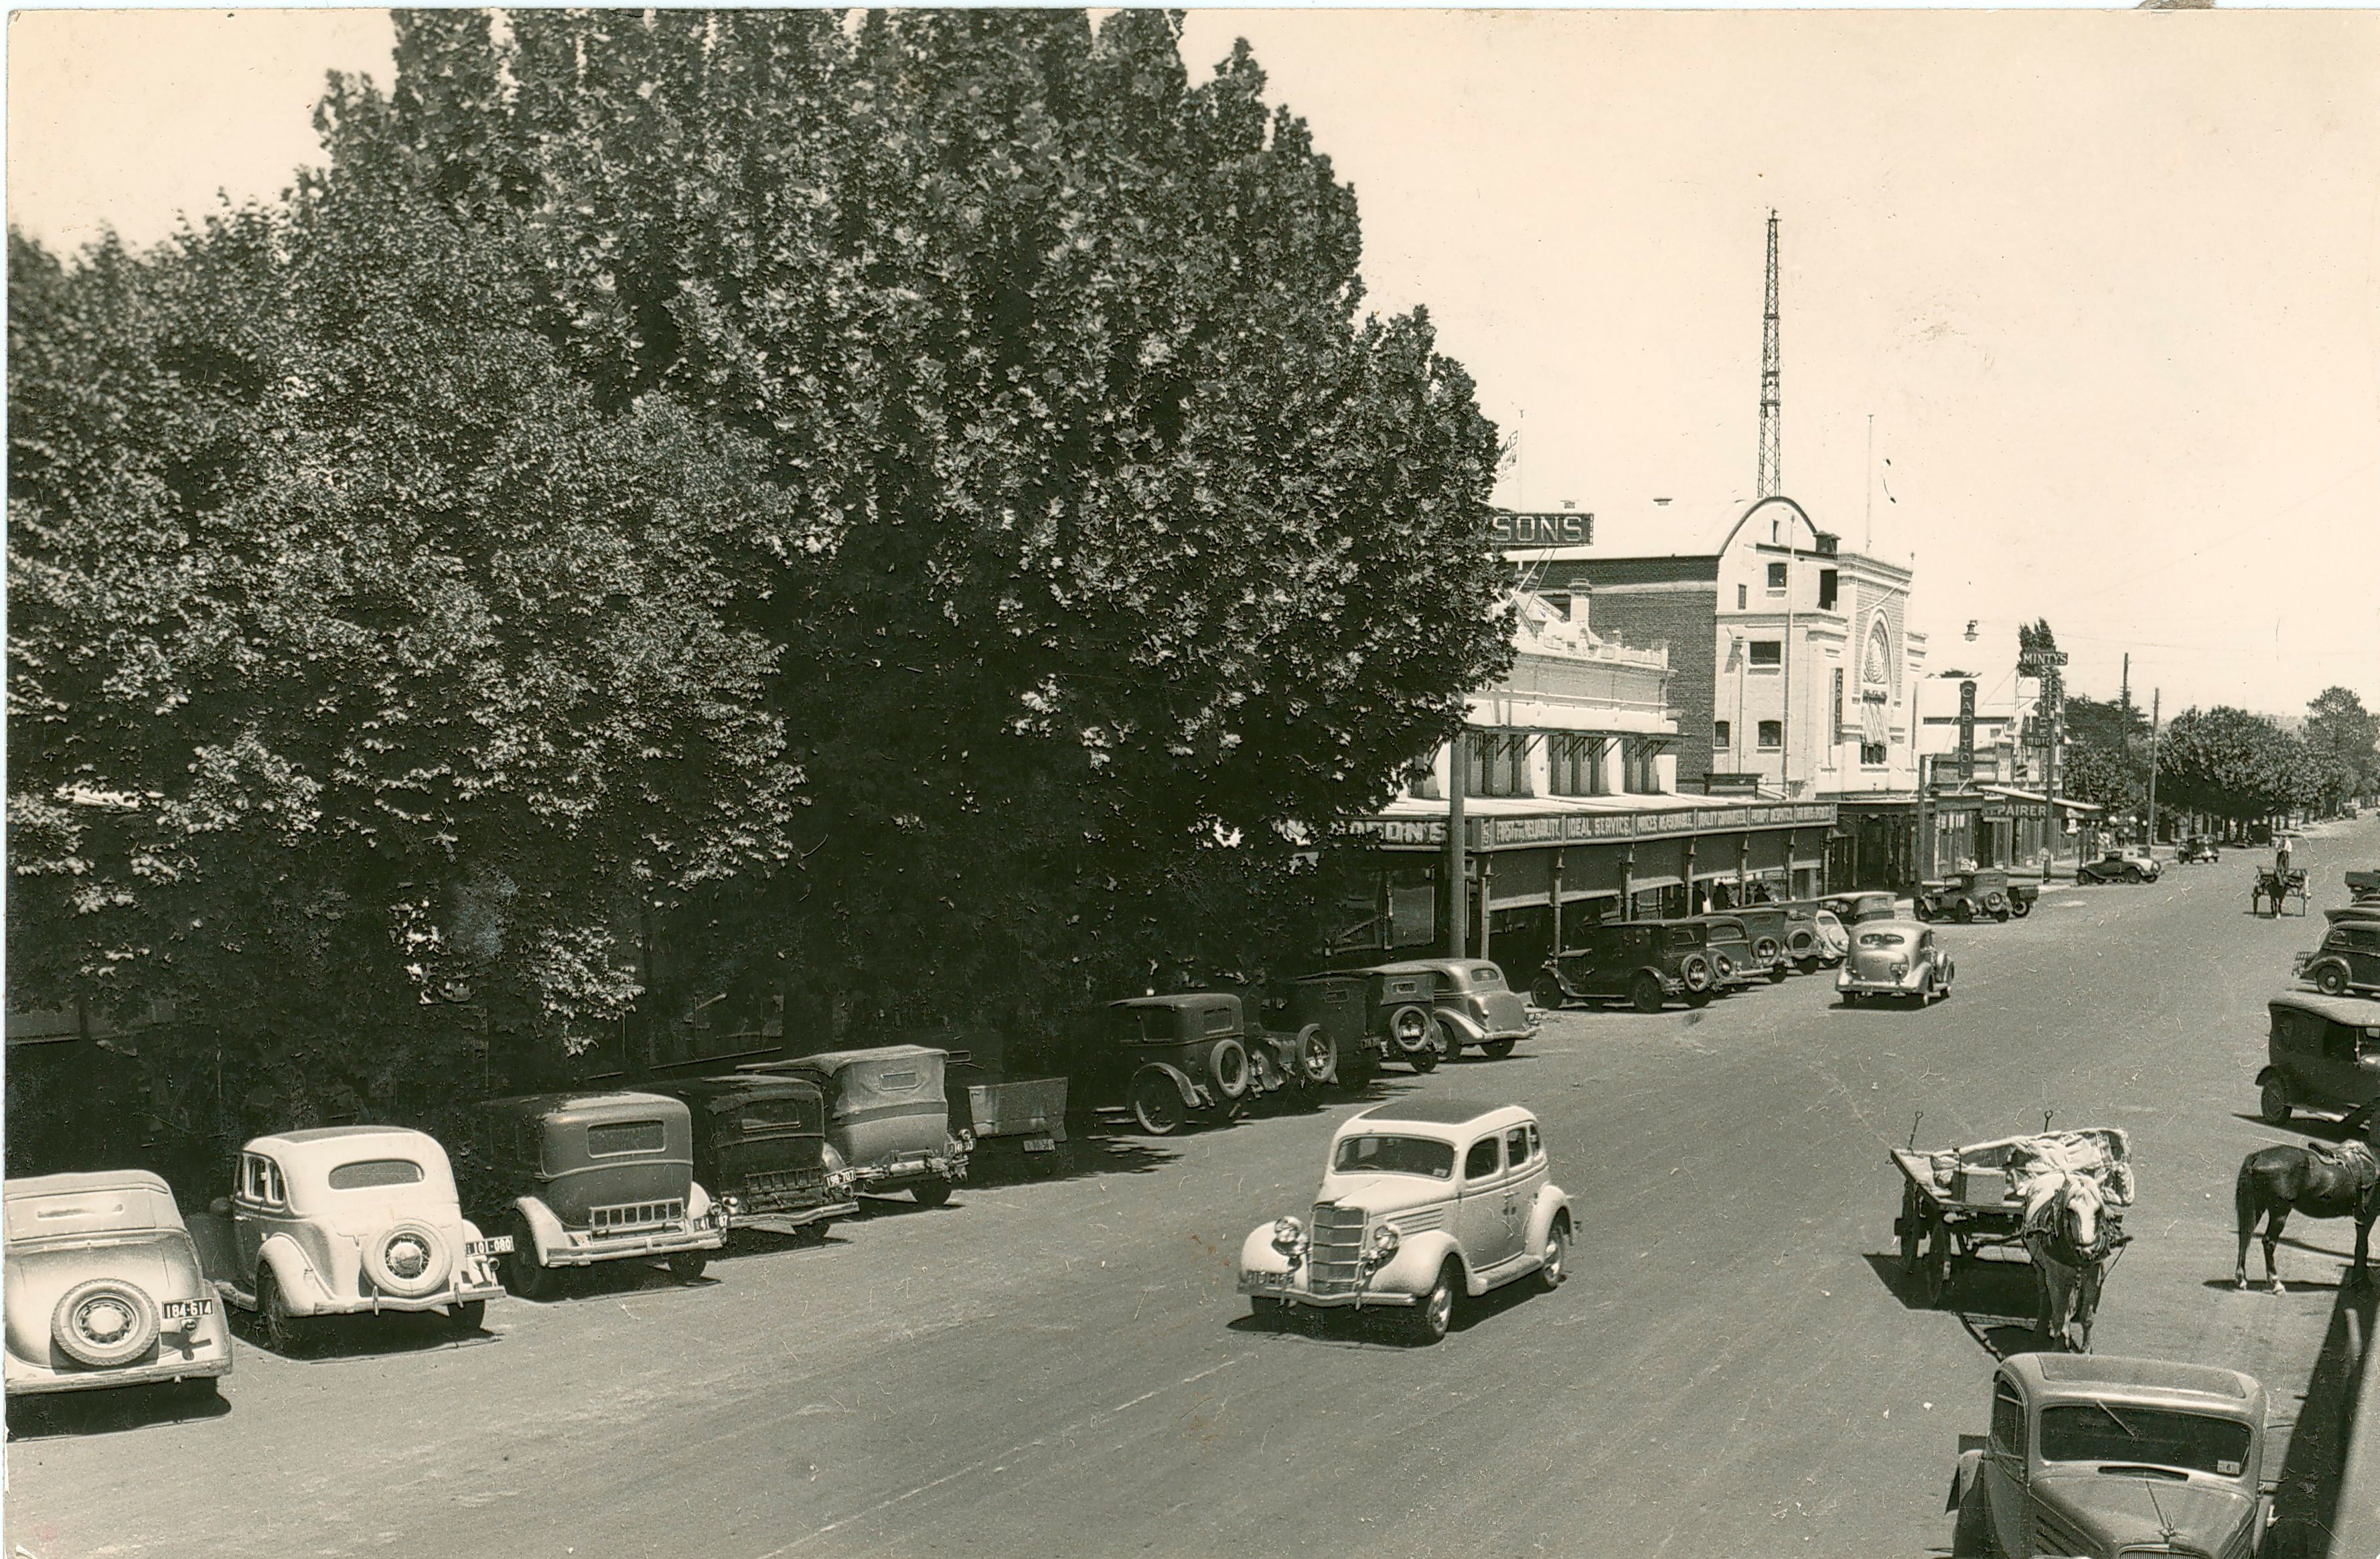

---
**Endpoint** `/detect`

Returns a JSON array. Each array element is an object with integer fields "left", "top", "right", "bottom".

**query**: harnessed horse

[
  {"left": 2021, "top": 1172, "right": 2127, "bottom": 1352},
  {"left": 2233, "top": 1100, "right": 2380, "bottom": 1292}
]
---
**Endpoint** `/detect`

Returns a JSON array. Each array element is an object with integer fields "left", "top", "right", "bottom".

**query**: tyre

[
  {"left": 257, "top": 1269, "right": 309, "bottom": 1355},
  {"left": 51, "top": 1277, "right": 160, "bottom": 1369},
  {"left": 1131, "top": 1071, "right": 1185, "bottom": 1136},
  {"left": 1992, "top": 906, "right": 2012, "bottom": 923},
  {"left": 362, "top": 1219, "right": 452, "bottom": 1299},
  {"left": 1925, "top": 1226, "right": 1954, "bottom": 1307},
  {"left": 1628, "top": 974, "right": 1665, "bottom": 1014},
  {"left": 1684, "top": 989, "right": 1714, "bottom": 1009},
  {"left": 1295, "top": 1025, "right": 1335, "bottom": 1086},
  {"left": 1408, "top": 1019, "right": 1443, "bottom": 1073},
  {"left": 2012, "top": 898, "right": 2032, "bottom": 917},
  {"left": 2315, "top": 962, "right": 2351, "bottom": 998},
  {"left": 1481, "top": 1037, "right": 1516, "bottom": 1060},
  {"left": 1767, "top": 962, "right": 1789, "bottom": 984},
  {"left": 1753, "top": 937, "right": 1783, "bottom": 965},
  {"left": 1796, "top": 957, "right": 1822, "bottom": 976},
  {"left": 1530, "top": 973, "right": 1564, "bottom": 1012},
  {"left": 1207, "top": 1036, "right": 1251, "bottom": 1100},
  {"left": 1407, "top": 1262, "right": 1459, "bottom": 1344},
  {"left": 668, "top": 1251, "right": 711, "bottom": 1280},
  {"left": 1536, "top": 1217, "right": 1568, "bottom": 1292},
  {"left": 450, "top": 1299, "right": 487, "bottom": 1333},
  {"left": 174, "top": 1376, "right": 224, "bottom": 1409},
  {"left": 911, "top": 1179, "right": 954, "bottom": 1210},
  {"left": 2261, "top": 1076, "right": 2294, "bottom": 1126},
  {"left": 503, "top": 1213, "right": 555, "bottom": 1301},
  {"left": 1899, "top": 1187, "right": 1923, "bottom": 1284},
  {"left": 1389, "top": 1005, "right": 1436, "bottom": 1059}
]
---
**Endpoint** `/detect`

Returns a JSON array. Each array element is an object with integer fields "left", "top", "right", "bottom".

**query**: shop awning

[{"left": 1978, "top": 784, "right": 2103, "bottom": 814}]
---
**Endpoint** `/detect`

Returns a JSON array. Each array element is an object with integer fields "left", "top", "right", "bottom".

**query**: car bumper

[
  {"left": 541, "top": 1224, "right": 727, "bottom": 1267},
  {"left": 1838, "top": 974, "right": 1925, "bottom": 996},
  {"left": 729, "top": 1199, "right": 859, "bottom": 1236},
  {"left": 1237, "top": 1270, "right": 1416, "bottom": 1309},
  {"left": 5, "top": 1349, "right": 232, "bottom": 1396},
  {"left": 849, "top": 1154, "right": 968, "bottom": 1193}
]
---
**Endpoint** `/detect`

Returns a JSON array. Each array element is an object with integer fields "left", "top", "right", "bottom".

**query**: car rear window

[
  {"left": 327, "top": 1159, "right": 427, "bottom": 1191},
  {"left": 1467, "top": 967, "right": 1507, "bottom": 990},
  {"left": 739, "top": 1096, "right": 812, "bottom": 1130},
  {"left": 2039, "top": 1404, "right": 2253, "bottom": 1477},
  {"left": 1858, "top": 931, "right": 1909, "bottom": 949},
  {"left": 587, "top": 1120, "right": 667, "bottom": 1157},
  {"left": 1333, "top": 1134, "right": 1455, "bottom": 1180},
  {"left": 1667, "top": 927, "right": 1706, "bottom": 948}
]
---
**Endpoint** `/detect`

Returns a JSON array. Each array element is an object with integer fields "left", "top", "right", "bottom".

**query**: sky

[{"left": 9, "top": 7, "right": 2379, "bottom": 719}]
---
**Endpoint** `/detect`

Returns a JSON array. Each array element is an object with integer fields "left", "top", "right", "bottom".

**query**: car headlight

[
  {"left": 1272, "top": 1217, "right": 1307, "bottom": 1252},
  {"left": 1363, "top": 1224, "right": 1401, "bottom": 1264},
  {"left": 722, "top": 1194, "right": 743, "bottom": 1217}
]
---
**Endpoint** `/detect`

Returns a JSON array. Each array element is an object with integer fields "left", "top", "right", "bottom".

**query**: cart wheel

[
  {"left": 1899, "top": 1185, "right": 1923, "bottom": 1283},
  {"left": 1925, "top": 1226, "right": 1955, "bottom": 1307}
]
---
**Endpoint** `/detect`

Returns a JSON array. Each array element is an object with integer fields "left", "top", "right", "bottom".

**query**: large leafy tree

[
  {"left": 7, "top": 9, "right": 1510, "bottom": 1164},
  {"left": 2153, "top": 707, "right": 2315, "bottom": 830},
  {"left": 2305, "top": 686, "right": 2379, "bottom": 811},
  {"left": 2059, "top": 692, "right": 2146, "bottom": 816}
]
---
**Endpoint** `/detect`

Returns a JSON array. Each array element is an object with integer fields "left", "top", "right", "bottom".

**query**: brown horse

[{"left": 2235, "top": 1102, "right": 2380, "bottom": 1292}]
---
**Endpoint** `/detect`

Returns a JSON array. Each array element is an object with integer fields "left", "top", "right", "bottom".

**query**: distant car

[
  {"left": 1728, "top": 904, "right": 1826, "bottom": 973},
  {"left": 1237, "top": 1100, "right": 1570, "bottom": 1344},
  {"left": 1819, "top": 891, "right": 1902, "bottom": 927},
  {"left": 1373, "top": 958, "right": 1536, "bottom": 1060},
  {"left": 745, "top": 1047, "right": 973, "bottom": 1201},
  {"left": 2077, "top": 849, "right": 2160, "bottom": 885},
  {"left": 1837, "top": 921, "right": 1955, "bottom": 1006},
  {"left": 1916, "top": 869, "right": 2037, "bottom": 923},
  {"left": 1810, "top": 910, "right": 1851, "bottom": 965},
  {"left": 467, "top": 1093, "right": 727, "bottom": 1298},
  {"left": 1948, "top": 1353, "right": 2275, "bottom": 1559},
  {"left": 192, "top": 1126, "right": 508, "bottom": 1352},
  {"left": 1532, "top": 920, "right": 1718, "bottom": 1013},
  {"left": 2179, "top": 835, "right": 2221, "bottom": 865},
  {"left": 2254, "top": 991, "right": 2380, "bottom": 1124},
  {"left": 1682, "top": 913, "right": 1781, "bottom": 986},
  {"left": 2298, "top": 919, "right": 2380, "bottom": 1000},
  {"left": 5, "top": 1171, "right": 233, "bottom": 1401},
  {"left": 645, "top": 1076, "right": 859, "bottom": 1238}
]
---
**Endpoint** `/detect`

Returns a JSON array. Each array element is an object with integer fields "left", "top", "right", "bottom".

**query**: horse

[
  {"left": 2234, "top": 1101, "right": 2380, "bottom": 1293},
  {"left": 2022, "top": 1172, "right": 2126, "bottom": 1351}
]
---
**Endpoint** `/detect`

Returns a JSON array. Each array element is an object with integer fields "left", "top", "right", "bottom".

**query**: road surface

[{"left": 9, "top": 817, "right": 2375, "bottom": 1558}]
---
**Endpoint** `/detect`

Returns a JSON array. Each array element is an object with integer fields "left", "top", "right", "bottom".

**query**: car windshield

[
  {"left": 1667, "top": 927, "right": 1706, "bottom": 948},
  {"left": 2039, "top": 1404, "right": 2253, "bottom": 1478},
  {"left": 1333, "top": 1134, "right": 1455, "bottom": 1180},
  {"left": 1858, "top": 930, "right": 1909, "bottom": 950},
  {"left": 326, "top": 1159, "right": 427, "bottom": 1191}
]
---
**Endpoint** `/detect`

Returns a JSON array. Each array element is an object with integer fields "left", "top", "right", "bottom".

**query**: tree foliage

[
  {"left": 2305, "top": 686, "right": 2379, "bottom": 810},
  {"left": 2152, "top": 707, "right": 2318, "bottom": 826},
  {"left": 7, "top": 10, "right": 1510, "bottom": 1167}
]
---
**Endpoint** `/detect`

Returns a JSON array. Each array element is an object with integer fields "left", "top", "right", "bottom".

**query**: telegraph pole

[
  {"left": 1445, "top": 738, "right": 1467, "bottom": 958},
  {"left": 2146, "top": 688, "right": 2161, "bottom": 848},
  {"left": 1758, "top": 211, "right": 1781, "bottom": 499}
]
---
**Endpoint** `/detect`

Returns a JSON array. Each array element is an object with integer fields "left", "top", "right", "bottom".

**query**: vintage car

[
  {"left": 1237, "top": 1100, "right": 1570, "bottom": 1344},
  {"left": 466, "top": 1093, "right": 726, "bottom": 1298},
  {"left": 2078, "top": 848, "right": 2162, "bottom": 885},
  {"left": 2255, "top": 991, "right": 2380, "bottom": 1124},
  {"left": 1531, "top": 920, "right": 1718, "bottom": 1013},
  {"left": 745, "top": 1047, "right": 972, "bottom": 1204},
  {"left": 2180, "top": 834, "right": 2221, "bottom": 864},
  {"left": 192, "top": 1126, "right": 507, "bottom": 1351},
  {"left": 1278, "top": 967, "right": 1445, "bottom": 1078},
  {"left": 946, "top": 1060, "right": 1072, "bottom": 1175},
  {"left": 2349, "top": 869, "right": 2380, "bottom": 905},
  {"left": 1948, "top": 1353, "right": 2275, "bottom": 1559},
  {"left": 1916, "top": 869, "right": 2038, "bottom": 923},
  {"left": 1819, "top": 890, "right": 1903, "bottom": 927},
  {"left": 5, "top": 1171, "right": 233, "bottom": 1400},
  {"left": 645, "top": 1076, "right": 859, "bottom": 1238},
  {"left": 1071, "top": 995, "right": 1332, "bottom": 1136},
  {"left": 1369, "top": 958, "right": 1536, "bottom": 1060},
  {"left": 1837, "top": 920, "right": 1955, "bottom": 1005},
  {"left": 1684, "top": 912, "right": 1782, "bottom": 986},
  {"left": 1728, "top": 903, "right": 1827, "bottom": 972},
  {"left": 2298, "top": 918, "right": 2380, "bottom": 999},
  {"left": 1810, "top": 909, "right": 1852, "bottom": 964}
]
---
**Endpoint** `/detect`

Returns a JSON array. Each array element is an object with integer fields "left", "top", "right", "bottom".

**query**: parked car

[
  {"left": 745, "top": 1047, "right": 972, "bottom": 1203},
  {"left": 1837, "top": 921, "right": 1955, "bottom": 1005},
  {"left": 645, "top": 1076, "right": 859, "bottom": 1238},
  {"left": 1237, "top": 1100, "right": 1570, "bottom": 1343},
  {"left": 2078, "top": 849, "right": 2161, "bottom": 885},
  {"left": 946, "top": 1061, "right": 1072, "bottom": 1177},
  {"left": 1728, "top": 903, "right": 1827, "bottom": 972},
  {"left": 1810, "top": 909, "right": 1852, "bottom": 965},
  {"left": 2179, "top": 834, "right": 2221, "bottom": 865},
  {"left": 1819, "top": 891, "right": 1902, "bottom": 927},
  {"left": 192, "top": 1126, "right": 508, "bottom": 1351},
  {"left": 2254, "top": 991, "right": 2380, "bottom": 1124},
  {"left": 1532, "top": 920, "right": 1718, "bottom": 1013},
  {"left": 1916, "top": 869, "right": 2037, "bottom": 923},
  {"left": 1276, "top": 967, "right": 1446, "bottom": 1078},
  {"left": 1684, "top": 912, "right": 1782, "bottom": 985},
  {"left": 2299, "top": 919, "right": 2380, "bottom": 999},
  {"left": 2348, "top": 869, "right": 2380, "bottom": 905},
  {"left": 465, "top": 1092, "right": 726, "bottom": 1298},
  {"left": 1370, "top": 958, "right": 1536, "bottom": 1060},
  {"left": 5, "top": 1171, "right": 233, "bottom": 1401},
  {"left": 1947, "top": 1352, "right": 2275, "bottom": 1559},
  {"left": 1068, "top": 995, "right": 1331, "bottom": 1136}
]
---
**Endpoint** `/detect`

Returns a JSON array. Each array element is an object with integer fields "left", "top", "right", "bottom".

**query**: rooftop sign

[{"left": 1491, "top": 510, "right": 1593, "bottom": 548}]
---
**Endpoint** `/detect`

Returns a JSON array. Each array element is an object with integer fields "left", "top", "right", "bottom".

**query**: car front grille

[
  {"left": 1309, "top": 1203, "right": 1368, "bottom": 1295},
  {"left": 589, "top": 1198, "right": 685, "bottom": 1235}
]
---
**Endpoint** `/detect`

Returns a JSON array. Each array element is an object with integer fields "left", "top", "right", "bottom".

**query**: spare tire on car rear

[
  {"left": 1205, "top": 1036, "right": 1251, "bottom": 1099},
  {"left": 52, "top": 1277, "right": 161, "bottom": 1369},
  {"left": 363, "top": 1219, "right": 453, "bottom": 1298}
]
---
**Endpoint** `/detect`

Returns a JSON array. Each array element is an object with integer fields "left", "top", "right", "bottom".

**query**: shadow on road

[
  {"left": 1860, "top": 1251, "right": 2047, "bottom": 1360},
  {"left": 2269, "top": 1278, "right": 2377, "bottom": 1558},
  {"left": 5, "top": 1379, "right": 230, "bottom": 1440}
]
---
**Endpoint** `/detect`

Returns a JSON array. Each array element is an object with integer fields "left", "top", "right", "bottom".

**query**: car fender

[
  {"left": 1238, "top": 1225, "right": 1294, "bottom": 1280},
  {"left": 1132, "top": 1061, "right": 1205, "bottom": 1114},
  {"left": 256, "top": 1232, "right": 334, "bottom": 1315},
  {"left": 512, "top": 1195, "right": 571, "bottom": 1266},
  {"left": 1434, "top": 1008, "right": 1488, "bottom": 1045},
  {"left": 1949, "top": 1447, "right": 1986, "bottom": 1512},
  {"left": 1375, "top": 1230, "right": 1466, "bottom": 1296},
  {"left": 1523, "top": 1185, "right": 1572, "bottom": 1252},
  {"left": 686, "top": 1182, "right": 715, "bottom": 1223},
  {"left": 185, "top": 1208, "right": 239, "bottom": 1287},
  {"left": 2255, "top": 1064, "right": 2284, "bottom": 1088}
]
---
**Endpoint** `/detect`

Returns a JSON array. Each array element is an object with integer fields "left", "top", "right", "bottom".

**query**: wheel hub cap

[
  {"left": 388, "top": 1236, "right": 432, "bottom": 1279},
  {"left": 79, "top": 1300, "right": 131, "bottom": 1342}
]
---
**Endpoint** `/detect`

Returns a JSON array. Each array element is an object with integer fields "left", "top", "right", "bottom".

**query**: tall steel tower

[{"left": 1757, "top": 210, "right": 1782, "bottom": 498}]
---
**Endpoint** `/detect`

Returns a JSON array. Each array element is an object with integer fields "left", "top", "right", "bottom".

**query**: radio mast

[{"left": 1758, "top": 210, "right": 1782, "bottom": 498}]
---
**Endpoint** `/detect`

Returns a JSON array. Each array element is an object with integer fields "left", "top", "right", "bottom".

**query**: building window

[
  {"left": 1767, "top": 562, "right": 1787, "bottom": 591},
  {"left": 1818, "top": 569, "right": 1838, "bottom": 611},
  {"left": 1712, "top": 720, "right": 1731, "bottom": 751},
  {"left": 1757, "top": 721, "right": 1783, "bottom": 751},
  {"left": 1623, "top": 738, "right": 1665, "bottom": 794},
  {"left": 1462, "top": 731, "right": 1532, "bottom": 798},
  {"left": 1750, "top": 640, "right": 1782, "bottom": 668},
  {"left": 1860, "top": 741, "right": 1888, "bottom": 766},
  {"left": 1547, "top": 733, "right": 1609, "bottom": 796},
  {"left": 1736, "top": 583, "right": 1748, "bottom": 610}
]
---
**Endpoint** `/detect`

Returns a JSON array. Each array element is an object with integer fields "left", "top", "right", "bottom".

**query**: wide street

[{"left": 8, "top": 816, "right": 2376, "bottom": 1559}]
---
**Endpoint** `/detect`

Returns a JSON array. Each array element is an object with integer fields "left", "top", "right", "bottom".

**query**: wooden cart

[
  {"left": 2253, "top": 868, "right": 2309, "bottom": 917},
  {"left": 1890, "top": 1146, "right": 2030, "bottom": 1307}
]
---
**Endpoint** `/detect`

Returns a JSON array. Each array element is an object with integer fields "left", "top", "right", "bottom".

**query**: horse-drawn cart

[
  {"left": 2253, "top": 868, "right": 2310, "bottom": 917},
  {"left": 1890, "top": 1127, "right": 2134, "bottom": 1347}
]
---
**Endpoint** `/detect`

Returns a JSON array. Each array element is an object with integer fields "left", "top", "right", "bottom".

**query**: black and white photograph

[{"left": 5, "top": 5, "right": 2380, "bottom": 1555}]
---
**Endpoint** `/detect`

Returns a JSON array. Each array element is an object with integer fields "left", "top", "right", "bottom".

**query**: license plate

[
  {"left": 1242, "top": 1269, "right": 1290, "bottom": 1291},
  {"left": 1022, "top": 1136, "right": 1056, "bottom": 1153},
  {"left": 161, "top": 1298, "right": 214, "bottom": 1321},
  {"left": 467, "top": 1236, "right": 516, "bottom": 1256}
]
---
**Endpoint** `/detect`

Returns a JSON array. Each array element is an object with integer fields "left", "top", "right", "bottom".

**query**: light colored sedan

[{"left": 1836, "top": 921, "right": 1955, "bottom": 1006}]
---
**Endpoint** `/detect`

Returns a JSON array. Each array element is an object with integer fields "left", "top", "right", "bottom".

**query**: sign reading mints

[{"left": 1490, "top": 510, "right": 1593, "bottom": 548}]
